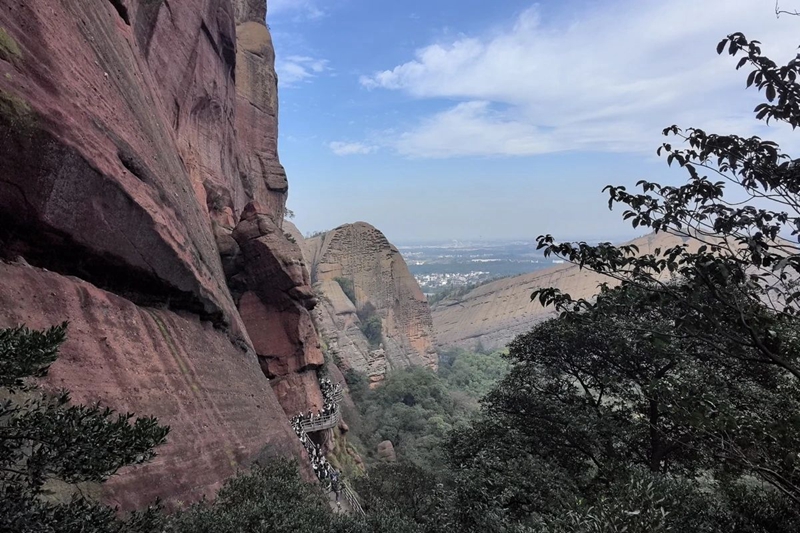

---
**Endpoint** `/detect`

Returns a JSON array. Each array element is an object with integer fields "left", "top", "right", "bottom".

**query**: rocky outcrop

[
  {"left": 376, "top": 440, "right": 397, "bottom": 462},
  {"left": 235, "top": 0, "right": 287, "bottom": 220},
  {"left": 0, "top": 0, "right": 322, "bottom": 508},
  {"left": 299, "top": 222, "right": 437, "bottom": 384},
  {"left": 431, "top": 233, "right": 700, "bottom": 351},
  {"left": 231, "top": 203, "right": 323, "bottom": 415}
]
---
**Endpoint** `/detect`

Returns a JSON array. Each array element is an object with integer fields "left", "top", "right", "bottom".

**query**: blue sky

[{"left": 268, "top": 0, "right": 800, "bottom": 243}]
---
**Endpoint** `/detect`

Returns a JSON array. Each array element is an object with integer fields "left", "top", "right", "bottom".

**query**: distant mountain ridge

[{"left": 431, "top": 232, "right": 698, "bottom": 351}]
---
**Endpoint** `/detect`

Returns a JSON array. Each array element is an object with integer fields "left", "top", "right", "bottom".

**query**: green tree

[
  {"left": 527, "top": 31, "right": 800, "bottom": 515},
  {"left": 450, "top": 282, "right": 800, "bottom": 531},
  {"left": 167, "top": 459, "right": 423, "bottom": 533},
  {"left": 348, "top": 367, "right": 467, "bottom": 469},
  {"left": 356, "top": 302, "right": 383, "bottom": 348},
  {"left": 503, "top": 284, "right": 799, "bottom": 478},
  {"left": 438, "top": 347, "right": 509, "bottom": 401},
  {"left": 0, "top": 324, "right": 169, "bottom": 533},
  {"left": 533, "top": 33, "right": 800, "bottom": 380},
  {"left": 335, "top": 277, "right": 356, "bottom": 305},
  {"left": 346, "top": 348, "right": 510, "bottom": 470},
  {"left": 354, "top": 462, "right": 453, "bottom": 532},
  {"left": 359, "top": 316, "right": 383, "bottom": 348}
]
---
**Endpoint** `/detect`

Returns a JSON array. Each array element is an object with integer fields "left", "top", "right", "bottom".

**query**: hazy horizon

[{"left": 297, "top": 226, "right": 647, "bottom": 248}]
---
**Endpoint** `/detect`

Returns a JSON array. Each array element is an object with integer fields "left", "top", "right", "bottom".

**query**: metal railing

[
  {"left": 290, "top": 386, "right": 366, "bottom": 516},
  {"left": 298, "top": 390, "right": 344, "bottom": 433},
  {"left": 299, "top": 408, "right": 341, "bottom": 432},
  {"left": 341, "top": 479, "right": 365, "bottom": 516}
]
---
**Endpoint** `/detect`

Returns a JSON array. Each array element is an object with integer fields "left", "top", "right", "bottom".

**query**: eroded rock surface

[
  {"left": 0, "top": 0, "right": 321, "bottom": 508},
  {"left": 299, "top": 222, "right": 437, "bottom": 384},
  {"left": 0, "top": 262, "right": 304, "bottom": 510},
  {"left": 431, "top": 233, "right": 699, "bottom": 351}
]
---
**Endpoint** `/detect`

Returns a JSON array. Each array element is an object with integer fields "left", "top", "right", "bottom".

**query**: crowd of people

[
  {"left": 289, "top": 377, "right": 344, "bottom": 504},
  {"left": 319, "top": 378, "right": 342, "bottom": 417},
  {"left": 291, "top": 378, "right": 343, "bottom": 428}
]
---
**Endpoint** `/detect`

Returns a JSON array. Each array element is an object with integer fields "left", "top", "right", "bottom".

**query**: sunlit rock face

[
  {"left": 298, "top": 222, "right": 438, "bottom": 385},
  {"left": 0, "top": 0, "right": 320, "bottom": 508}
]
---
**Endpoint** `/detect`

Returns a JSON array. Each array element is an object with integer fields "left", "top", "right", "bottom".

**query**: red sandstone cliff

[
  {"left": 0, "top": 0, "right": 321, "bottom": 509},
  {"left": 298, "top": 222, "right": 438, "bottom": 385}
]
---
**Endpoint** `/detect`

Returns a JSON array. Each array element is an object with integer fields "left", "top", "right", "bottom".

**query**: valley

[
  {"left": 399, "top": 240, "right": 560, "bottom": 296},
  {"left": 1, "top": 1, "right": 798, "bottom": 532}
]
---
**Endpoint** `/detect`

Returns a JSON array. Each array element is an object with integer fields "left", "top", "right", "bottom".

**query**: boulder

[{"left": 377, "top": 440, "right": 397, "bottom": 462}]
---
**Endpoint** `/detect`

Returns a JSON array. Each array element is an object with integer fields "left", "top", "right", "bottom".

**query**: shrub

[
  {"left": 166, "top": 459, "right": 424, "bottom": 533},
  {"left": 334, "top": 276, "right": 356, "bottom": 304},
  {"left": 344, "top": 368, "right": 369, "bottom": 403},
  {"left": 356, "top": 302, "right": 382, "bottom": 348},
  {"left": 360, "top": 315, "right": 382, "bottom": 348}
]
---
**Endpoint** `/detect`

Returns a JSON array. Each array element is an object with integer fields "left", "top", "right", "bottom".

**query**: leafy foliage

[
  {"left": 438, "top": 347, "right": 509, "bottom": 401},
  {"left": 518, "top": 33, "right": 800, "bottom": 527},
  {"left": 166, "top": 459, "right": 423, "bottom": 533},
  {"left": 354, "top": 462, "right": 453, "bottom": 531},
  {"left": 1, "top": 494, "right": 164, "bottom": 533},
  {"left": 346, "top": 350, "right": 508, "bottom": 469},
  {"left": 343, "top": 368, "right": 370, "bottom": 404},
  {"left": 357, "top": 302, "right": 383, "bottom": 348},
  {"left": 335, "top": 277, "right": 356, "bottom": 305},
  {"left": 0, "top": 324, "right": 169, "bottom": 533},
  {"left": 351, "top": 366, "right": 464, "bottom": 468},
  {"left": 533, "top": 32, "right": 800, "bottom": 381},
  {"left": 496, "top": 284, "right": 800, "bottom": 481},
  {"left": 445, "top": 283, "right": 800, "bottom": 531},
  {"left": 166, "top": 460, "right": 334, "bottom": 533},
  {"left": 0, "top": 323, "right": 65, "bottom": 390}
]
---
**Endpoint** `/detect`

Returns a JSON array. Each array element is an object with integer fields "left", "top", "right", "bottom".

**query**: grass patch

[{"left": 0, "top": 27, "right": 21, "bottom": 64}]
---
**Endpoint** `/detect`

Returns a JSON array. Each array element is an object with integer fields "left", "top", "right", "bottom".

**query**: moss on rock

[
  {"left": 0, "top": 27, "right": 21, "bottom": 64},
  {"left": 0, "top": 90, "right": 33, "bottom": 131}
]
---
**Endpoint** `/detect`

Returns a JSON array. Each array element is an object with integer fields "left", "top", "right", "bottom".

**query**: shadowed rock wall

[{"left": 0, "top": 0, "right": 321, "bottom": 508}]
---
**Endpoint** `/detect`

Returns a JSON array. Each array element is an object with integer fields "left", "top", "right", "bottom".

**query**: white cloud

[
  {"left": 329, "top": 141, "right": 378, "bottom": 156},
  {"left": 276, "top": 56, "right": 329, "bottom": 86},
  {"left": 361, "top": 0, "right": 800, "bottom": 158}
]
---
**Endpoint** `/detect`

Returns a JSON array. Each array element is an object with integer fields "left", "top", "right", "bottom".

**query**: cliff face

[
  {"left": 299, "top": 222, "right": 437, "bottom": 385},
  {"left": 431, "top": 233, "right": 699, "bottom": 351},
  {"left": 0, "top": 0, "right": 321, "bottom": 508}
]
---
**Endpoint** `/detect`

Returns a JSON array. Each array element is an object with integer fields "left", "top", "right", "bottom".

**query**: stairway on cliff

[{"left": 289, "top": 377, "right": 365, "bottom": 516}]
